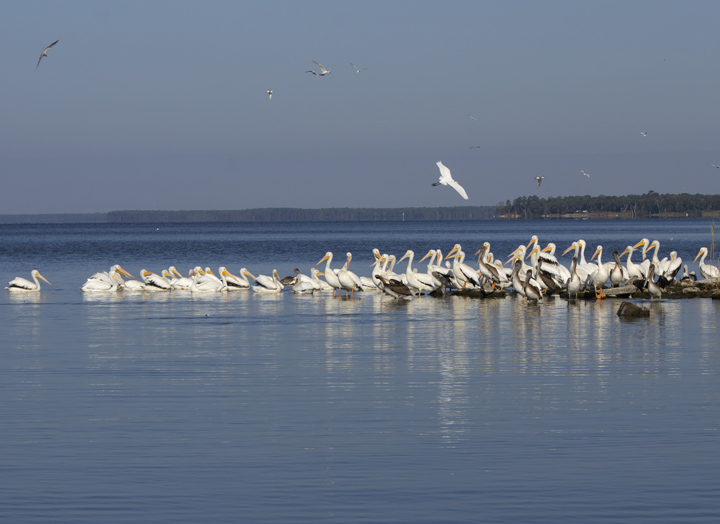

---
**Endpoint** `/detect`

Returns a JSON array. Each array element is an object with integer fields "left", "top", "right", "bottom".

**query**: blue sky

[{"left": 2, "top": 1, "right": 720, "bottom": 214}]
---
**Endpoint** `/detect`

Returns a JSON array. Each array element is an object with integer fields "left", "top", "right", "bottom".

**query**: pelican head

[
  {"left": 114, "top": 265, "right": 134, "bottom": 279},
  {"left": 633, "top": 238, "right": 649, "bottom": 256},
  {"left": 591, "top": 245, "right": 603, "bottom": 261},
  {"left": 241, "top": 268, "right": 256, "bottom": 280},
  {"left": 694, "top": 247, "right": 708, "bottom": 263},
  {"left": 317, "top": 252, "right": 332, "bottom": 266},
  {"left": 445, "top": 244, "right": 462, "bottom": 260},
  {"left": 33, "top": 270, "right": 51, "bottom": 285},
  {"left": 562, "top": 241, "right": 578, "bottom": 257},
  {"left": 526, "top": 235, "right": 539, "bottom": 251},
  {"left": 418, "top": 249, "right": 436, "bottom": 263}
]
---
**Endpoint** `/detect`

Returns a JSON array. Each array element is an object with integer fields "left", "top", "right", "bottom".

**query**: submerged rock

[{"left": 617, "top": 301, "right": 650, "bottom": 318}]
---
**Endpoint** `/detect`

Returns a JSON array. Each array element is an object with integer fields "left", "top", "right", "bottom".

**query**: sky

[{"left": 2, "top": 0, "right": 720, "bottom": 214}]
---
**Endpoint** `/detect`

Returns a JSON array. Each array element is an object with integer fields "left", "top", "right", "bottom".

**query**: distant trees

[{"left": 495, "top": 192, "right": 720, "bottom": 219}]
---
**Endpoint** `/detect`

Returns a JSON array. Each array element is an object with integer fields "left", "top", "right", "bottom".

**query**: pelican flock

[{"left": 8, "top": 237, "right": 719, "bottom": 303}]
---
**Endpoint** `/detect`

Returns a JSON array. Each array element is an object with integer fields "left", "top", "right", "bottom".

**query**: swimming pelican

[
  {"left": 312, "top": 60, "right": 331, "bottom": 76},
  {"left": 317, "top": 252, "right": 342, "bottom": 296},
  {"left": 189, "top": 269, "right": 224, "bottom": 293},
  {"left": 36, "top": 39, "right": 59, "bottom": 69},
  {"left": 291, "top": 268, "right": 323, "bottom": 294},
  {"left": 6, "top": 270, "right": 51, "bottom": 292},
  {"left": 433, "top": 161, "right": 469, "bottom": 200},
  {"left": 252, "top": 269, "right": 284, "bottom": 293},
  {"left": 81, "top": 265, "right": 134, "bottom": 292},
  {"left": 140, "top": 269, "right": 173, "bottom": 291},
  {"left": 693, "top": 247, "right": 720, "bottom": 280},
  {"left": 219, "top": 267, "right": 251, "bottom": 291},
  {"left": 535, "top": 176, "right": 545, "bottom": 189}
]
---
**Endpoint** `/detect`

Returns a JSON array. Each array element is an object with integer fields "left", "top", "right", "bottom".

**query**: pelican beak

[
  {"left": 317, "top": 255, "right": 329, "bottom": 266},
  {"left": 243, "top": 270, "right": 256, "bottom": 280},
  {"left": 418, "top": 251, "right": 433, "bottom": 263},
  {"left": 541, "top": 245, "right": 553, "bottom": 253},
  {"left": 445, "top": 246, "right": 459, "bottom": 260},
  {"left": 633, "top": 240, "right": 646, "bottom": 250},
  {"left": 317, "top": 271, "right": 324, "bottom": 276},
  {"left": 171, "top": 268, "right": 182, "bottom": 278},
  {"left": 693, "top": 250, "right": 703, "bottom": 263},
  {"left": 591, "top": 247, "right": 601, "bottom": 261},
  {"left": 398, "top": 252, "right": 409, "bottom": 262},
  {"left": 561, "top": 244, "right": 575, "bottom": 256},
  {"left": 117, "top": 266, "right": 134, "bottom": 279},
  {"left": 37, "top": 273, "right": 51, "bottom": 285},
  {"left": 620, "top": 247, "right": 630, "bottom": 257}
]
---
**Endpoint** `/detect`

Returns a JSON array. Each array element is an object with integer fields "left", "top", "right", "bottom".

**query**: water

[{"left": 1, "top": 219, "right": 719, "bottom": 523}]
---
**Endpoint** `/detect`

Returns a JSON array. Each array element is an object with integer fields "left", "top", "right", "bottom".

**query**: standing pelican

[
  {"left": 693, "top": 247, "right": 720, "bottom": 280},
  {"left": 647, "top": 264, "right": 662, "bottom": 300},
  {"left": 337, "top": 253, "right": 363, "bottom": 298},
  {"left": 535, "top": 176, "right": 545, "bottom": 189},
  {"left": 523, "top": 270, "right": 543, "bottom": 301},
  {"left": 36, "top": 40, "right": 59, "bottom": 69},
  {"left": 590, "top": 246, "right": 609, "bottom": 299},
  {"left": 609, "top": 250, "right": 624, "bottom": 287},
  {"left": 6, "top": 270, "right": 51, "bottom": 292},
  {"left": 398, "top": 250, "right": 437, "bottom": 296},
  {"left": 567, "top": 257, "right": 581, "bottom": 299},
  {"left": 433, "top": 161, "right": 469, "bottom": 200},
  {"left": 317, "top": 252, "right": 342, "bottom": 296}
]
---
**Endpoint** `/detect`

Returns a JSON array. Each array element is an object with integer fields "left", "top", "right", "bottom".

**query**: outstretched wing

[
  {"left": 436, "top": 161, "right": 453, "bottom": 183},
  {"left": 448, "top": 180, "right": 469, "bottom": 200}
]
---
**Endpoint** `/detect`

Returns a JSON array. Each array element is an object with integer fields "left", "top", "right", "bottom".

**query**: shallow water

[{"left": 1, "top": 220, "right": 719, "bottom": 523}]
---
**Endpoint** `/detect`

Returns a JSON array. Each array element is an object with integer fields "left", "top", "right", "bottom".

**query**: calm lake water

[{"left": 1, "top": 219, "right": 719, "bottom": 523}]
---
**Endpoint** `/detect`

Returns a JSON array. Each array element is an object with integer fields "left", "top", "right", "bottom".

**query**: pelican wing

[
  {"left": 448, "top": 179, "right": 468, "bottom": 200},
  {"left": 6, "top": 277, "right": 36, "bottom": 290}
]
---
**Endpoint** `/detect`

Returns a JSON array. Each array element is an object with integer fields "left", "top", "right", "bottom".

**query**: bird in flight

[
  {"left": 468, "top": 146, "right": 481, "bottom": 149},
  {"left": 712, "top": 164, "right": 720, "bottom": 169},
  {"left": 267, "top": 90, "right": 273, "bottom": 101},
  {"left": 641, "top": 131, "right": 648, "bottom": 137},
  {"left": 313, "top": 60, "right": 331, "bottom": 76},
  {"left": 535, "top": 176, "right": 545, "bottom": 189},
  {"left": 433, "top": 161, "right": 468, "bottom": 200},
  {"left": 467, "top": 114, "right": 477, "bottom": 121},
  {"left": 581, "top": 170, "right": 590, "bottom": 178},
  {"left": 351, "top": 63, "right": 366, "bottom": 73},
  {"left": 305, "top": 69, "right": 317, "bottom": 76},
  {"left": 36, "top": 39, "right": 59, "bottom": 69}
]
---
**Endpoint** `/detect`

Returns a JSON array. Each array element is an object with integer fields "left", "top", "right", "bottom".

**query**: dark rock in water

[{"left": 617, "top": 301, "right": 650, "bottom": 318}]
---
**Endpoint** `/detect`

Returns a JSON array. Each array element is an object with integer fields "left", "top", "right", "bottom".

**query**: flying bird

[
  {"left": 312, "top": 60, "right": 331, "bottom": 76},
  {"left": 305, "top": 69, "right": 317, "bottom": 76},
  {"left": 267, "top": 90, "right": 273, "bottom": 101},
  {"left": 36, "top": 39, "right": 59, "bottom": 69},
  {"left": 535, "top": 176, "right": 545, "bottom": 189},
  {"left": 467, "top": 114, "right": 477, "bottom": 121},
  {"left": 469, "top": 146, "right": 481, "bottom": 149},
  {"left": 641, "top": 131, "right": 648, "bottom": 137},
  {"left": 433, "top": 161, "right": 468, "bottom": 200},
  {"left": 712, "top": 164, "right": 720, "bottom": 169},
  {"left": 351, "top": 63, "right": 366, "bottom": 73},
  {"left": 581, "top": 170, "right": 590, "bottom": 178}
]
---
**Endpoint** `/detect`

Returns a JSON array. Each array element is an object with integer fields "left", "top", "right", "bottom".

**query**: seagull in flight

[
  {"left": 468, "top": 146, "right": 481, "bottom": 149},
  {"left": 313, "top": 60, "right": 331, "bottom": 76},
  {"left": 581, "top": 170, "right": 590, "bottom": 178},
  {"left": 433, "top": 161, "right": 468, "bottom": 200},
  {"left": 305, "top": 69, "right": 317, "bottom": 76},
  {"left": 267, "top": 90, "right": 273, "bottom": 101},
  {"left": 36, "top": 39, "right": 59, "bottom": 69},
  {"left": 467, "top": 114, "right": 477, "bottom": 121},
  {"left": 641, "top": 131, "right": 648, "bottom": 137},
  {"left": 351, "top": 63, "right": 366, "bottom": 73},
  {"left": 712, "top": 164, "right": 720, "bottom": 169},
  {"left": 535, "top": 176, "right": 545, "bottom": 189}
]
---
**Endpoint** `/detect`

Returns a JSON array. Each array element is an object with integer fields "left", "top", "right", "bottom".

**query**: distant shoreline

[{"left": 1, "top": 206, "right": 719, "bottom": 224}]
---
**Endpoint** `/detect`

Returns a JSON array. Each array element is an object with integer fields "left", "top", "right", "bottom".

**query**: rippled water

[{"left": 1, "top": 220, "right": 719, "bottom": 523}]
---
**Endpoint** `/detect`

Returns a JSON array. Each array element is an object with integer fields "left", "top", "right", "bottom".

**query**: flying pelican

[
  {"left": 535, "top": 176, "right": 545, "bottom": 189},
  {"left": 351, "top": 63, "right": 366, "bottom": 73},
  {"left": 467, "top": 114, "right": 477, "bottom": 121},
  {"left": 6, "top": 270, "right": 51, "bottom": 292},
  {"left": 267, "top": 90, "right": 273, "bottom": 101},
  {"left": 312, "top": 60, "right": 331, "bottom": 76},
  {"left": 433, "top": 161, "right": 468, "bottom": 200},
  {"left": 693, "top": 247, "right": 720, "bottom": 280},
  {"left": 581, "top": 170, "right": 590, "bottom": 178},
  {"left": 36, "top": 40, "right": 59, "bottom": 69}
]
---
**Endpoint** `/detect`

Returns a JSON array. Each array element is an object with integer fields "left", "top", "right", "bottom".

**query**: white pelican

[
  {"left": 476, "top": 243, "right": 509, "bottom": 289},
  {"left": 312, "top": 60, "right": 331, "bottom": 75},
  {"left": 81, "top": 265, "right": 134, "bottom": 292},
  {"left": 662, "top": 252, "right": 682, "bottom": 282},
  {"left": 291, "top": 268, "right": 324, "bottom": 294},
  {"left": 418, "top": 250, "right": 446, "bottom": 289},
  {"left": 36, "top": 39, "right": 59, "bottom": 69},
  {"left": 693, "top": 247, "right": 720, "bottom": 280},
  {"left": 433, "top": 161, "right": 469, "bottom": 200},
  {"left": 141, "top": 269, "right": 173, "bottom": 291},
  {"left": 590, "top": 246, "right": 609, "bottom": 298},
  {"left": 219, "top": 267, "right": 251, "bottom": 291},
  {"left": 189, "top": 269, "right": 224, "bottom": 293},
  {"left": 317, "top": 252, "right": 342, "bottom": 296},
  {"left": 535, "top": 175, "right": 545, "bottom": 189},
  {"left": 398, "top": 250, "right": 437, "bottom": 296},
  {"left": 620, "top": 245, "right": 647, "bottom": 280},
  {"left": 535, "top": 258, "right": 563, "bottom": 294},
  {"left": 445, "top": 244, "right": 481, "bottom": 289},
  {"left": 252, "top": 269, "right": 284, "bottom": 293},
  {"left": 337, "top": 253, "right": 363, "bottom": 298},
  {"left": 168, "top": 267, "right": 194, "bottom": 289},
  {"left": 6, "top": 269, "right": 51, "bottom": 292},
  {"left": 634, "top": 239, "right": 665, "bottom": 277}
]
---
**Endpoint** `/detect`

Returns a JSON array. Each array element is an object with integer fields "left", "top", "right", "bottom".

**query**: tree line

[{"left": 495, "top": 191, "right": 720, "bottom": 219}]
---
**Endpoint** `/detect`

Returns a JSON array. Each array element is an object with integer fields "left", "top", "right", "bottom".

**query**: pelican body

[{"left": 6, "top": 270, "right": 51, "bottom": 292}]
